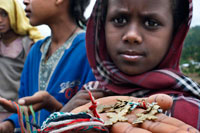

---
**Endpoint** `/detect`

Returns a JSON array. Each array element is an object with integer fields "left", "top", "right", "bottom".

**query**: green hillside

[
  {"left": 180, "top": 26, "right": 200, "bottom": 82},
  {"left": 181, "top": 26, "right": 200, "bottom": 63}
]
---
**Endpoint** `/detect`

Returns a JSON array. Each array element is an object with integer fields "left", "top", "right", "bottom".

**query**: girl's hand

[
  {"left": 61, "top": 89, "right": 110, "bottom": 112},
  {"left": 72, "top": 94, "right": 199, "bottom": 133},
  {"left": 110, "top": 109, "right": 199, "bottom": 133},
  {"left": 0, "top": 97, "right": 17, "bottom": 113},
  {"left": 18, "top": 91, "right": 63, "bottom": 112}
]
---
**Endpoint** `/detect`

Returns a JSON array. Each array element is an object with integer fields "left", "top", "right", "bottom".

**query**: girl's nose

[
  {"left": 23, "top": 0, "right": 30, "bottom": 5},
  {"left": 122, "top": 26, "right": 142, "bottom": 44}
]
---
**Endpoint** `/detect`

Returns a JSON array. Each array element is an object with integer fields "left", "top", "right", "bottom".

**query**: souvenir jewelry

[{"left": 87, "top": 98, "right": 162, "bottom": 126}]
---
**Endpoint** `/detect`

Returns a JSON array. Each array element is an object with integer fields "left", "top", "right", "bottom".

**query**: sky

[
  {"left": 192, "top": 0, "right": 200, "bottom": 27},
  {"left": 19, "top": 0, "right": 200, "bottom": 37}
]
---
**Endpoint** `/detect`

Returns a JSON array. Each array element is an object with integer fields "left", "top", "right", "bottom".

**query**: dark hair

[
  {"left": 69, "top": 0, "right": 90, "bottom": 29},
  {"left": 171, "top": 0, "right": 189, "bottom": 34}
]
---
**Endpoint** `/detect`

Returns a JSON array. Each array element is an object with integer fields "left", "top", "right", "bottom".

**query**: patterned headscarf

[
  {"left": 0, "top": 0, "right": 43, "bottom": 42},
  {"left": 85, "top": 0, "right": 200, "bottom": 98}
]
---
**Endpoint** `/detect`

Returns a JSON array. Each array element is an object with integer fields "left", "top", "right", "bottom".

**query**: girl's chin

[
  {"left": 121, "top": 68, "right": 145, "bottom": 76},
  {"left": 30, "top": 21, "right": 39, "bottom": 27}
]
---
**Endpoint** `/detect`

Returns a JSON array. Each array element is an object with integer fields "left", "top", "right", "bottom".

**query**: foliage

[
  {"left": 181, "top": 63, "right": 200, "bottom": 75},
  {"left": 180, "top": 26, "right": 200, "bottom": 77},
  {"left": 181, "top": 26, "right": 200, "bottom": 63}
]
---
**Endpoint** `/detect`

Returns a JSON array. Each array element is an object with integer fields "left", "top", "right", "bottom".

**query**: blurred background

[
  {"left": 178, "top": 0, "right": 200, "bottom": 84},
  {"left": 19, "top": 0, "right": 200, "bottom": 83}
]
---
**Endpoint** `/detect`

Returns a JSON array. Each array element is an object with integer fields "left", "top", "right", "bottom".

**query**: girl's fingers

[
  {"left": 112, "top": 122, "right": 188, "bottom": 133},
  {"left": 74, "top": 92, "right": 173, "bottom": 111},
  {"left": 112, "top": 122, "right": 152, "bottom": 133},
  {"left": 142, "top": 121, "right": 187, "bottom": 133},
  {"left": 71, "top": 95, "right": 172, "bottom": 113},
  {"left": 18, "top": 91, "right": 48, "bottom": 105},
  {"left": 153, "top": 114, "right": 199, "bottom": 133},
  {"left": 18, "top": 91, "right": 62, "bottom": 112},
  {"left": 0, "top": 97, "right": 17, "bottom": 113},
  {"left": 111, "top": 112, "right": 198, "bottom": 133},
  {"left": 155, "top": 113, "right": 187, "bottom": 127},
  {"left": 125, "top": 109, "right": 198, "bottom": 133},
  {"left": 137, "top": 94, "right": 173, "bottom": 111},
  {"left": 141, "top": 120, "right": 197, "bottom": 133},
  {"left": 111, "top": 121, "right": 188, "bottom": 133},
  {"left": 18, "top": 95, "right": 43, "bottom": 105}
]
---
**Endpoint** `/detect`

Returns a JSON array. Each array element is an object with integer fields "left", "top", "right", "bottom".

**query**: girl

[
  {"left": 57, "top": 0, "right": 199, "bottom": 131},
  {"left": 83, "top": 0, "right": 200, "bottom": 130},
  {"left": 0, "top": 0, "right": 96, "bottom": 132},
  {"left": 0, "top": 0, "right": 42, "bottom": 121}
]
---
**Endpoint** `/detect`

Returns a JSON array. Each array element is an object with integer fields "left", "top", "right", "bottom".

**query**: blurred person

[
  {"left": 0, "top": 0, "right": 96, "bottom": 132},
  {"left": 0, "top": 0, "right": 42, "bottom": 122}
]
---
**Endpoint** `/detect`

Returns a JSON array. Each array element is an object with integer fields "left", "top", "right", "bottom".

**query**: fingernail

[{"left": 18, "top": 99, "right": 25, "bottom": 105}]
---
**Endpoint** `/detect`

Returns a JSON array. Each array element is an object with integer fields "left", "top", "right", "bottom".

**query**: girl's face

[
  {"left": 105, "top": 0, "right": 174, "bottom": 75},
  {"left": 23, "top": 0, "right": 57, "bottom": 26},
  {"left": 0, "top": 9, "right": 11, "bottom": 34}
]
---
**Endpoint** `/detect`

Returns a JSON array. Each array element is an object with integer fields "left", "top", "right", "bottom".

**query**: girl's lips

[
  {"left": 0, "top": 26, "right": 5, "bottom": 30},
  {"left": 25, "top": 12, "right": 31, "bottom": 18},
  {"left": 120, "top": 51, "right": 145, "bottom": 62},
  {"left": 121, "top": 54, "right": 143, "bottom": 62},
  {"left": 25, "top": 9, "right": 31, "bottom": 18}
]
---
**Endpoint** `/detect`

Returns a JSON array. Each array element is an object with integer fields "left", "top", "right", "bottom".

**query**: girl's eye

[
  {"left": 112, "top": 16, "right": 128, "bottom": 26},
  {"left": 0, "top": 11, "right": 8, "bottom": 17},
  {"left": 144, "top": 19, "right": 160, "bottom": 28}
]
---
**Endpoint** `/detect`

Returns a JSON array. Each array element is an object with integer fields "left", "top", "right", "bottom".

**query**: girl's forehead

[{"left": 107, "top": 0, "right": 172, "bottom": 13}]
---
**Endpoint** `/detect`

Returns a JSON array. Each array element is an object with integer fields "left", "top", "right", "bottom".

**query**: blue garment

[{"left": 7, "top": 32, "right": 96, "bottom": 128}]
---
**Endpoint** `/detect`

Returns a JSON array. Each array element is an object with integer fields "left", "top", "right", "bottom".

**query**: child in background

[
  {"left": 0, "top": 0, "right": 96, "bottom": 132},
  {"left": 0, "top": 0, "right": 42, "bottom": 121}
]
